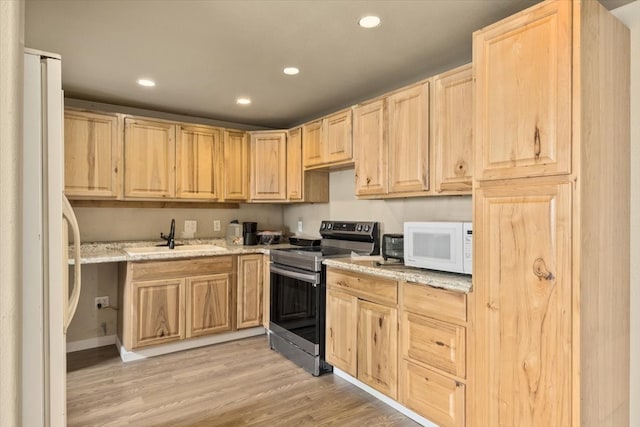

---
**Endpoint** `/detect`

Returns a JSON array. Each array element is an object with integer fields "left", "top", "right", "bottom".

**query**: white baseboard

[
  {"left": 117, "top": 327, "right": 266, "bottom": 362},
  {"left": 333, "top": 367, "right": 438, "bottom": 427},
  {"left": 66, "top": 335, "right": 117, "bottom": 353}
]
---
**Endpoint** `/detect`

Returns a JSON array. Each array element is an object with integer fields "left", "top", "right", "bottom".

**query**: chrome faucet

[{"left": 160, "top": 218, "right": 176, "bottom": 249}]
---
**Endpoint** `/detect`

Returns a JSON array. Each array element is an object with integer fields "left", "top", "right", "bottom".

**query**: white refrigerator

[{"left": 23, "top": 49, "right": 82, "bottom": 427}]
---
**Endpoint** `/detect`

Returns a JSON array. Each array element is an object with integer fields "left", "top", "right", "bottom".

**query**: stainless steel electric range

[{"left": 268, "top": 220, "right": 379, "bottom": 376}]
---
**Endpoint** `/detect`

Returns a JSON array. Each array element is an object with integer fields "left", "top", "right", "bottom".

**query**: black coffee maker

[{"left": 242, "top": 222, "right": 258, "bottom": 246}]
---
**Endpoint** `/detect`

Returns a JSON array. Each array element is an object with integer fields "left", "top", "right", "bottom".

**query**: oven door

[{"left": 269, "top": 263, "right": 322, "bottom": 356}]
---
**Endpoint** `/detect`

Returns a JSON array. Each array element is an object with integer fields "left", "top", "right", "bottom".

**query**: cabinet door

[
  {"left": 287, "top": 127, "right": 303, "bottom": 200},
  {"left": 176, "top": 125, "right": 221, "bottom": 200},
  {"left": 186, "top": 274, "right": 231, "bottom": 338},
  {"left": 237, "top": 254, "right": 263, "bottom": 329},
  {"left": 132, "top": 278, "right": 184, "bottom": 348},
  {"left": 357, "top": 300, "right": 398, "bottom": 399},
  {"left": 474, "top": 0, "right": 571, "bottom": 180},
  {"left": 250, "top": 131, "right": 287, "bottom": 200},
  {"left": 223, "top": 130, "right": 249, "bottom": 200},
  {"left": 354, "top": 99, "right": 387, "bottom": 196},
  {"left": 474, "top": 181, "right": 572, "bottom": 426},
  {"left": 124, "top": 118, "right": 176, "bottom": 199},
  {"left": 433, "top": 64, "right": 473, "bottom": 193},
  {"left": 400, "top": 359, "right": 465, "bottom": 427},
  {"left": 325, "top": 109, "right": 353, "bottom": 165},
  {"left": 64, "top": 110, "right": 121, "bottom": 199},
  {"left": 325, "top": 289, "right": 358, "bottom": 377},
  {"left": 387, "top": 82, "right": 429, "bottom": 194},
  {"left": 302, "top": 120, "right": 324, "bottom": 168}
]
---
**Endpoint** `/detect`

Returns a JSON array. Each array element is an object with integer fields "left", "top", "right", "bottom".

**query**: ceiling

[{"left": 25, "top": 0, "right": 633, "bottom": 129}]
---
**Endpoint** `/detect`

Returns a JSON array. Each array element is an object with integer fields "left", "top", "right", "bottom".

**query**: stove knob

[
  {"left": 364, "top": 225, "right": 370, "bottom": 232},
  {"left": 327, "top": 223, "right": 333, "bottom": 230},
  {"left": 320, "top": 223, "right": 326, "bottom": 230},
  {"left": 356, "top": 224, "right": 363, "bottom": 231}
]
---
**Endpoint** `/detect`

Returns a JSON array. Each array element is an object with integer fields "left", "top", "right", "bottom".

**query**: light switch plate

[{"left": 184, "top": 220, "right": 197, "bottom": 234}]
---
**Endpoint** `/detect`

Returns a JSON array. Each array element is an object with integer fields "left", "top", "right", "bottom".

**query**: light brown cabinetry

[
  {"left": 287, "top": 127, "right": 329, "bottom": 202},
  {"left": 354, "top": 82, "right": 431, "bottom": 198},
  {"left": 119, "top": 256, "right": 234, "bottom": 350},
  {"left": 472, "top": 1, "right": 629, "bottom": 426},
  {"left": 175, "top": 125, "right": 222, "bottom": 200},
  {"left": 433, "top": 64, "right": 473, "bottom": 193},
  {"left": 64, "top": 109, "right": 122, "bottom": 199},
  {"left": 250, "top": 131, "right": 287, "bottom": 201},
  {"left": 223, "top": 129, "right": 250, "bottom": 201},
  {"left": 399, "top": 282, "right": 467, "bottom": 427},
  {"left": 236, "top": 254, "right": 262, "bottom": 329},
  {"left": 302, "top": 109, "right": 353, "bottom": 169},
  {"left": 123, "top": 117, "right": 176, "bottom": 199},
  {"left": 325, "top": 269, "right": 398, "bottom": 399}
]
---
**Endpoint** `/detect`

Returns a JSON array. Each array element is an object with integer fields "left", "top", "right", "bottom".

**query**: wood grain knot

[
  {"left": 435, "top": 341, "right": 446, "bottom": 347},
  {"left": 454, "top": 160, "right": 467, "bottom": 176},
  {"left": 378, "top": 318, "right": 383, "bottom": 327},
  {"left": 366, "top": 177, "right": 371, "bottom": 185},
  {"left": 532, "top": 258, "right": 554, "bottom": 281},
  {"left": 534, "top": 126, "right": 541, "bottom": 159}
]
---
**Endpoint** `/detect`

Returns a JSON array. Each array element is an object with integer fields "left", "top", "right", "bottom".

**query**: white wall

[
  {"left": 611, "top": 3, "right": 638, "bottom": 426},
  {"left": 283, "top": 169, "right": 472, "bottom": 236}
]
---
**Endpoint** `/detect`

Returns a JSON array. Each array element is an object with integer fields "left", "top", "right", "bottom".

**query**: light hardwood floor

[{"left": 67, "top": 336, "right": 419, "bottom": 426}]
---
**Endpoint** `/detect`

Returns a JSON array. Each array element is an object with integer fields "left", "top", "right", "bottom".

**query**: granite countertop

[
  {"left": 68, "top": 238, "right": 293, "bottom": 265},
  {"left": 323, "top": 257, "right": 472, "bottom": 294}
]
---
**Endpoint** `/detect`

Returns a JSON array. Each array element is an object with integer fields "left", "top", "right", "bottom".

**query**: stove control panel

[{"left": 320, "top": 221, "right": 378, "bottom": 239}]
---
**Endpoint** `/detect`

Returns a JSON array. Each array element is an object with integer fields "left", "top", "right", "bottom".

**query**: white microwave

[{"left": 403, "top": 221, "right": 472, "bottom": 275}]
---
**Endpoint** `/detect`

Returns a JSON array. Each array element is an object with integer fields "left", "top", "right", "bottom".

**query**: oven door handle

[{"left": 271, "top": 265, "right": 320, "bottom": 285}]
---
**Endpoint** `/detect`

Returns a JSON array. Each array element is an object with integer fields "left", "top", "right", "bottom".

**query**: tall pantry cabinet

[{"left": 471, "top": 1, "right": 629, "bottom": 426}]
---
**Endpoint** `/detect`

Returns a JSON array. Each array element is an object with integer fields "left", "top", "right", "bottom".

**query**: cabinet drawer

[
  {"left": 401, "top": 312, "right": 465, "bottom": 378},
  {"left": 131, "top": 256, "right": 233, "bottom": 281},
  {"left": 400, "top": 359, "right": 465, "bottom": 427},
  {"left": 401, "top": 282, "right": 466, "bottom": 324},
  {"left": 327, "top": 269, "right": 397, "bottom": 305}
]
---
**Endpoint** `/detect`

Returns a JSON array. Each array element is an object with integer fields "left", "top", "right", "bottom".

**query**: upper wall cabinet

[
  {"left": 64, "top": 109, "right": 122, "bottom": 199},
  {"left": 474, "top": 0, "right": 571, "bottom": 180},
  {"left": 250, "top": 131, "right": 287, "bottom": 201},
  {"left": 433, "top": 64, "right": 473, "bottom": 193},
  {"left": 175, "top": 125, "right": 222, "bottom": 200},
  {"left": 124, "top": 117, "right": 176, "bottom": 199},
  {"left": 354, "top": 82, "right": 430, "bottom": 198},
  {"left": 288, "top": 127, "right": 329, "bottom": 203},
  {"left": 302, "top": 109, "right": 353, "bottom": 170},
  {"left": 223, "top": 129, "right": 250, "bottom": 201}
]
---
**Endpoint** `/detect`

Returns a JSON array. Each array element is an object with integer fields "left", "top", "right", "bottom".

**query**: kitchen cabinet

[
  {"left": 399, "top": 282, "right": 467, "bottom": 427},
  {"left": 472, "top": 1, "right": 630, "bottom": 426},
  {"left": 223, "top": 129, "right": 250, "bottom": 201},
  {"left": 186, "top": 274, "right": 232, "bottom": 338},
  {"left": 119, "top": 256, "right": 234, "bottom": 351},
  {"left": 175, "top": 125, "right": 222, "bottom": 200},
  {"left": 302, "top": 109, "right": 353, "bottom": 170},
  {"left": 236, "top": 254, "right": 262, "bottom": 329},
  {"left": 123, "top": 117, "right": 176, "bottom": 199},
  {"left": 354, "top": 82, "right": 431, "bottom": 198},
  {"left": 433, "top": 64, "right": 473, "bottom": 193},
  {"left": 325, "top": 268, "right": 398, "bottom": 399},
  {"left": 250, "top": 131, "right": 287, "bottom": 201},
  {"left": 64, "top": 109, "right": 122, "bottom": 199},
  {"left": 287, "top": 127, "right": 329, "bottom": 203}
]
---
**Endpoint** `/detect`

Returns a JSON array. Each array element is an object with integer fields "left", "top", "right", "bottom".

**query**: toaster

[{"left": 382, "top": 233, "right": 404, "bottom": 261}]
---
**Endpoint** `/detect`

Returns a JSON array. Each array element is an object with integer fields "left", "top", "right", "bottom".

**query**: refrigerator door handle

[{"left": 62, "top": 195, "right": 81, "bottom": 333}]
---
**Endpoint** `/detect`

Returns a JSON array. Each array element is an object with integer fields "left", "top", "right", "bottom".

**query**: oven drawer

[{"left": 326, "top": 268, "right": 397, "bottom": 305}]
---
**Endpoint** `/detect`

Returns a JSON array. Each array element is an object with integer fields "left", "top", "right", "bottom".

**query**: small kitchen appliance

[
  {"left": 226, "top": 221, "right": 242, "bottom": 246},
  {"left": 382, "top": 233, "right": 404, "bottom": 261},
  {"left": 404, "top": 221, "right": 472, "bottom": 274},
  {"left": 242, "top": 221, "right": 258, "bottom": 246},
  {"left": 268, "top": 220, "right": 379, "bottom": 376}
]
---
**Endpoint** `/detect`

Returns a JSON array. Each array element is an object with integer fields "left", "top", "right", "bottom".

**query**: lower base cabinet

[
  {"left": 236, "top": 254, "right": 263, "bottom": 329},
  {"left": 119, "top": 256, "right": 238, "bottom": 350}
]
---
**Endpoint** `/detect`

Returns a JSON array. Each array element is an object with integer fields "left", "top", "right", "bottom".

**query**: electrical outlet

[
  {"left": 184, "top": 220, "right": 197, "bottom": 234},
  {"left": 213, "top": 220, "right": 221, "bottom": 231},
  {"left": 297, "top": 219, "right": 303, "bottom": 233},
  {"left": 95, "top": 296, "right": 109, "bottom": 309}
]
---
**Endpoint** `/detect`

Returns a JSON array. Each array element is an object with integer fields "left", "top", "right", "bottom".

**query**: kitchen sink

[{"left": 123, "top": 244, "right": 227, "bottom": 255}]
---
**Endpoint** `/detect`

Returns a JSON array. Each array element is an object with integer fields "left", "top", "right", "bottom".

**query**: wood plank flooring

[{"left": 67, "top": 336, "right": 419, "bottom": 426}]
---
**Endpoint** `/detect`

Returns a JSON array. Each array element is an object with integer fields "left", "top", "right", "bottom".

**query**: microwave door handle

[{"left": 270, "top": 265, "right": 319, "bottom": 285}]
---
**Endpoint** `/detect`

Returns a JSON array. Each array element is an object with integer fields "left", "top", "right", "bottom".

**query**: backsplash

[{"left": 283, "top": 169, "right": 472, "bottom": 236}]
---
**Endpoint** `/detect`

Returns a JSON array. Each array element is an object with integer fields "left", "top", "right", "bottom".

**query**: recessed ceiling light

[
  {"left": 137, "top": 78, "right": 156, "bottom": 87},
  {"left": 236, "top": 97, "right": 251, "bottom": 105},
  {"left": 283, "top": 67, "right": 300, "bottom": 75},
  {"left": 358, "top": 15, "right": 381, "bottom": 29}
]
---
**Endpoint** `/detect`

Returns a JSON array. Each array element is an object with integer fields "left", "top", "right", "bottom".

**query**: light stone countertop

[
  {"left": 68, "top": 239, "right": 293, "bottom": 265},
  {"left": 323, "top": 257, "right": 472, "bottom": 294}
]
